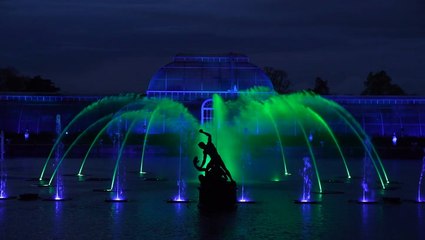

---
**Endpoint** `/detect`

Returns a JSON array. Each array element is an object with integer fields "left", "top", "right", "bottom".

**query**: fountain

[
  {"left": 36, "top": 90, "right": 390, "bottom": 205},
  {"left": 295, "top": 156, "right": 320, "bottom": 204},
  {"left": 168, "top": 115, "right": 192, "bottom": 203},
  {"left": 106, "top": 119, "right": 128, "bottom": 202},
  {"left": 357, "top": 138, "right": 378, "bottom": 204},
  {"left": 44, "top": 115, "right": 69, "bottom": 201},
  {"left": 237, "top": 128, "right": 255, "bottom": 204},
  {"left": 417, "top": 148, "right": 425, "bottom": 203},
  {"left": 39, "top": 94, "right": 142, "bottom": 181},
  {"left": 0, "top": 130, "right": 13, "bottom": 200}
]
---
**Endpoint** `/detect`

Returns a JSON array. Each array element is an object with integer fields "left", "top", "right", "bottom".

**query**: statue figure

[
  {"left": 193, "top": 129, "right": 235, "bottom": 183},
  {"left": 193, "top": 129, "right": 237, "bottom": 210}
]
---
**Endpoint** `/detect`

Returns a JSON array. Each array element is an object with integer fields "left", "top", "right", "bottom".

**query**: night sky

[{"left": 1, "top": 0, "right": 424, "bottom": 95}]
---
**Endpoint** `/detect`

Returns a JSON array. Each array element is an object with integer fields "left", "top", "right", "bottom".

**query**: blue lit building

[
  {"left": 147, "top": 53, "right": 274, "bottom": 101},
  {"left": 0, "top": 53, "right": 424, "bottom": 157}
]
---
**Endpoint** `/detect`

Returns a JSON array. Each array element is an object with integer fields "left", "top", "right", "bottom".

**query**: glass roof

[{"left": 147, "top": 53, "right": 273, "bottom": 92}]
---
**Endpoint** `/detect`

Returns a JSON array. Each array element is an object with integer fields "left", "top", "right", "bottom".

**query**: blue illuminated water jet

[
  {"left": 358, "top": 139, "right": 378, "bottom": 204},
  {"left": 294, "top": 156, "right": 320, "bottom": 204},
  {"left": 0, "top": 130, "right": 8, "bottom": 200},
  {"left": 417, "top": 149, "right": 425, "bottom": 203}
]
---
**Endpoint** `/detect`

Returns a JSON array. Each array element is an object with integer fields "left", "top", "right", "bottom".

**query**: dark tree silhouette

[
  {"left": 26, "top": 76, "right": 60, "bottom": 92},
  {"left": 361, "top": 71, "right": 405, "bottom": 95},
  {"left": 263, "top": 67, "right": 291, "bottom": 94},
  {"left": 313, "top": 77, "right": 330, "bottom": 95},
  {"left": 0, "top": 67, "right": 26, "bottom": 91},
  {"left": 0, "top": 67, "right": 60, "bottom": 93}
]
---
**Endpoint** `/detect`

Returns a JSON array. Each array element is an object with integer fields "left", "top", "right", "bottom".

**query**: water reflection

[
  {"left": 301, "top": 198, "right": 324, "bottom": 239},
  {"left": 360, "top": 204, "right": 372, "bottom": 239},
  {"left": 0, "top": 204, "right": 4, "bottom": 239},
  {"left": 418, "top": 205, "right": 424, "bottom": 240},
  {"left": 173, "top": 202, "right": 184, "bottom": 215},
  {"left": 198, "top": 211, "right": 237, "bottom": 239},
  {"left": 111, "top": 203, "right": 123, "bottom": 240},
  {"left": 53, "top": 201, "right": 63, "bottom": 239}
]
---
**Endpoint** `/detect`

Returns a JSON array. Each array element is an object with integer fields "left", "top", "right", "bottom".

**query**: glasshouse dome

[{"left": 146, "top": 53, "right": 274, "bottom": 101}]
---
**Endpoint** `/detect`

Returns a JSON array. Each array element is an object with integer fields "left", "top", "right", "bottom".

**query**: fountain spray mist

[
  {"left": 0, "top": 130, "right": 7, "bottom": 199},
  {"left": 301, "top": 156, "right": 313, "bottom": 202},
  {"left": 417, "top": 148, "right": 425, "bottom": 202},
  {"left": 54, "top": 115, "right": 64, "bottom": 199}
]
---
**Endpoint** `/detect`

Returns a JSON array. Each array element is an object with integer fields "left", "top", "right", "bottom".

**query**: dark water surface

[{"left": 0, "top": 157, "right": 424, "bottom": 240}]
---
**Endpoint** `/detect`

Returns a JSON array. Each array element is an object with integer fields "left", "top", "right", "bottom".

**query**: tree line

[
  {"left": 264, "top": 67, "right": 406, "bottom": 96},
  {"left": 0, "top": 66, "right": 406, "bottom": 95},
  {"left": 0, "top": 67, "right": 60, "bottom": 93}
]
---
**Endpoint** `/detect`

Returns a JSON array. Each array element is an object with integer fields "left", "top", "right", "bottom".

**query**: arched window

[{"left": 201, "top": 99, "right": 213, "bottom": 125}]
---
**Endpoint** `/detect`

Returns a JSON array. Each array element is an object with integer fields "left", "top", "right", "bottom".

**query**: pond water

[{"left": 0, "top": 157, "right": 424, "bottom": 240}]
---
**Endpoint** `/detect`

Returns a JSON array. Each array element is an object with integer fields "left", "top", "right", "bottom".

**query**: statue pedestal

[{"left": 198, "top": 177, "right": 237, "bottom": 211}]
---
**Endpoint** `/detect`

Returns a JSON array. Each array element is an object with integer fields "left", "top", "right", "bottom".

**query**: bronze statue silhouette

[
  {"left": 193, "top": 129, "right": 237, "bottom": 210},
  {"left": 193, "top": 129, "right": 235, "bottom": 183}
]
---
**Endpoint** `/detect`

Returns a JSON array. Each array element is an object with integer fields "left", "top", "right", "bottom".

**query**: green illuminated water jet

[
  {"left": 109, "top": 117, "right": 139, "bottom": 191},
  {"left": 265, "top": 106, "right": 290, "bottom": 176},
  {"left": 306, "top": 107, "right": 351, "bottom": 179},
  {"left": 40, "top": 94, "right": 141, "bottom": 181},
  {"left": 139, "top": 108, "right": 158, "bottom": 174},
  {"left": 319, "top": 97, "right": 389, "bottom": 184},
  {"left": 40, "top": 89, "right": 390, "bottom": 196},
  {"left": 47, "top": 114, "right": 113, "bottom": 185}
]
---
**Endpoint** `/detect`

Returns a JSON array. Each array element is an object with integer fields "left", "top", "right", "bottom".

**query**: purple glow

[
  {"left": 0, "top": 131, "right": 7, "bottom": 199},
  {"left": 113, "top": 188, "right": 125, "bottom": 201},
  {"left": 308, "top": 132, "right": 313, "bottom": 142},
  {"left": 361, "top": 142, "right": 376, "bottom": 204},
  {"left": 392, "top": 134, "right": 397, "bottom": 145},
  {"left": 300, "top": 156, "right": 312, "bottom": 203},
  {"left": 0, "top": 179, "right": 6, "bottom": 199},
  {"left": 173, "top": 179, "right": 186, "bottom": 203},
  {"left": 418, "top": 152, "right": 425, "bottom": 203},
  {"left": 172, "top": 196, "right": 186, "bottom": 202},
  {"left": 238, "top": 198, "right": 252, "bottom": 203},
  {"left": 238, "top": 197, "right": 255, "bottom": 203},
  {"left": 113, "top": 196, "right": 123, "bottom": 201}
]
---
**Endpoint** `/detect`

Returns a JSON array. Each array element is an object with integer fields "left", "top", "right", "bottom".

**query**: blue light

[
  {"left": 392, "top": 133, "right": 397, "bottom": 145},
  {"left": 24, "top": 129, "right": 30, "bottom": 141}
]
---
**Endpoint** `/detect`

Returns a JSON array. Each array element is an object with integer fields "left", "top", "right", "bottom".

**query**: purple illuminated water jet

[
  {"left": 297, "top": 156, "right": 313, "bottom": 203},
  {"left": 0, "top": 130, "right": 14, "bottom": 200},
  {"left": 167, "top": 180, "right": 191, "bottom": 203},
  {"left": 417, "top": 148, "right": 425, "bottom": 203},
  {"left": 357, "top": 139, "right": 378, "bottom": 204}
]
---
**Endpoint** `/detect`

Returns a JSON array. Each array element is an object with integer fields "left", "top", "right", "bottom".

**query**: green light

[
  {"left": 299, "top": 123, "right": 323, "bottom": 193},
  {"left": 265, "top": 107, "right": 290, "bottom": 176},
  {"left": 139, "top": 108, "right": 159, "bottom": 174},
  {"left": 47, "top": 115, "right": 112, "bottom": 186},
  {"left": 325, "top": 99, "right": 390, "bottom": 185},
  {"left": 78, "top": 117, "right": 116, "bottom": 176},
  {"left": 333, "top": 108, "right": 386, "bottom": 189},
  {"left": 306, "top": 107, "right": 351, "bottom": 179},
  {"left": 39, "top": 94, "right": 140, "bottom": 181},
  {"left": 110, "top": 117, "right": 139, "bottom": 191},
  {"left": 282, "top": 95, "right": 323, "bottom": 193}
]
